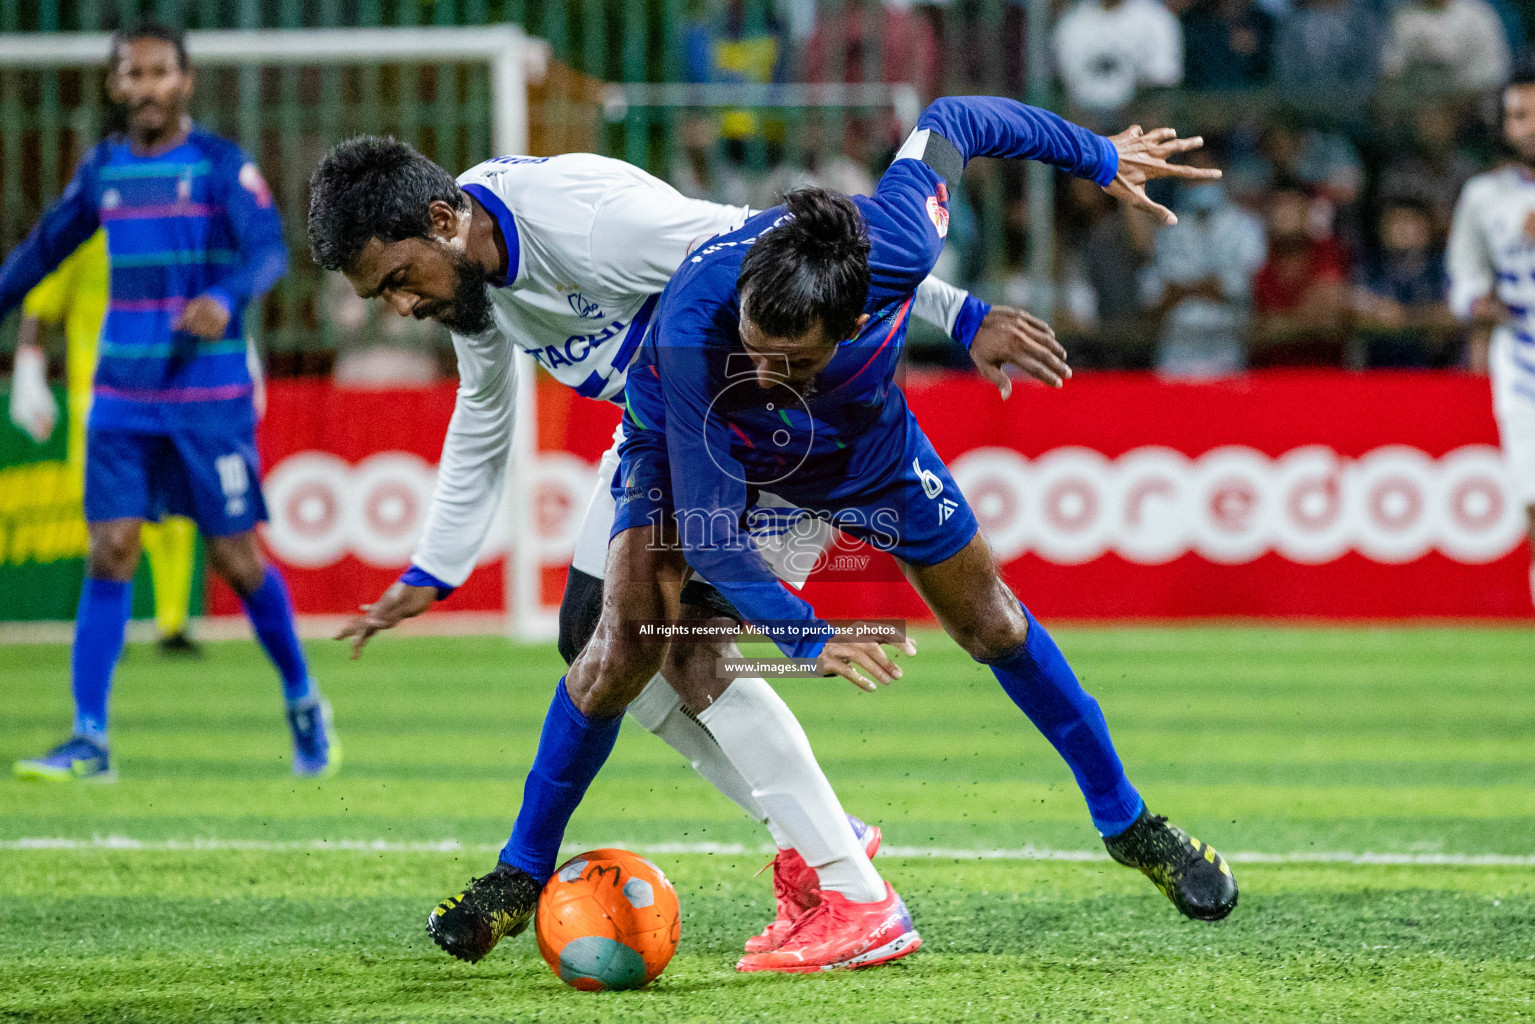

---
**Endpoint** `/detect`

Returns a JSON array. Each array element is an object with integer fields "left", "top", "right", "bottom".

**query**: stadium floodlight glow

[{"left": 0, "top": 25, "right": 554, "bottom": 641}]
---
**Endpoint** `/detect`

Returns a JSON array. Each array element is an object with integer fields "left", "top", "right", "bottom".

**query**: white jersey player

[
  {"left": 307, "top": 138, "right": 1072, "bottom": 946},
  {"left": 1448, "top": 70, "right": 1535, "bottom": 607}
]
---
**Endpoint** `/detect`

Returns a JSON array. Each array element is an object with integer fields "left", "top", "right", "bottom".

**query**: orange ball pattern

[{"left": 536, "top": 848, "right": 681, "bottom": 991}]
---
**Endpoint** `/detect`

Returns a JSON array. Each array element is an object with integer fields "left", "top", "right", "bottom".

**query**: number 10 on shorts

[{"left": 216, "top": 452, "right": 250, "bottom": 517}]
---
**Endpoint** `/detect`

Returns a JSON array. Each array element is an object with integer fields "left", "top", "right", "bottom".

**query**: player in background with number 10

[{"left": 0, "top": 23, "right": 335, "bottom": 782}]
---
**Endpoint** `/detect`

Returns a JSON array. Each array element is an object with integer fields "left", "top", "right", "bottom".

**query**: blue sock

[
  {"left": 71, "top": 577, "right": 133, "bottom": 741},
  {"left": 988, "top": 604, "right": 1144, "bottom": 837},
  {"left": 500, "top": 679, "right": 624, "bottom": 883},
  {"left": 241, "top": 566, "right": 312, "bottom": 703}
]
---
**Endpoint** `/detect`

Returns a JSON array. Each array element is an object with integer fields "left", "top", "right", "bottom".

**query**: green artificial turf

[{"left": 1, "top": 627, "right": 1531, "bottom": 1022}]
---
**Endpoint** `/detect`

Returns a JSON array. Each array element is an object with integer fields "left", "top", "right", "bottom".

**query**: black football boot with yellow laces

[
  {"left": 427, "top": 862, "right": 541, "bottom": 962},
  {"left": 1103, "top": 809, "right": 1238, "bottom": 921}
]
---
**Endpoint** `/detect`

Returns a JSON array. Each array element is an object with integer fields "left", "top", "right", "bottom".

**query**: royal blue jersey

[
  {"left": 620, "top": 96, "right": 1118, "bottom": 656},
  {"left": 0, "top": 127, "right": 288, "bottom": 434}
]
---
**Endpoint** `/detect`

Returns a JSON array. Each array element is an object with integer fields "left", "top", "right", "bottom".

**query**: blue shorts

[
  {"left": 611, "top": 407, "right": 978, "bottom": 570},
  {"left": 84, "top": 428, "right": 267, "bottom": 537}
]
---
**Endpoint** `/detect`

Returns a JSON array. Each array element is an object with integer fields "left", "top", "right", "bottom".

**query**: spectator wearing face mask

[
  {"left": 1352, "top": 197, "right": 1461, "bottom": 367},
  {"left": 1251, "top": 183, "right": 1351, "bottom": 367},
  {"left": 1140, "top": 150, "right": 1268, "bottom": 377}
]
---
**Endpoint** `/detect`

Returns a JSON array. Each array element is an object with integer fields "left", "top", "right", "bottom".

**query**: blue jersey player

[
  {"left": 425, "top": 96, "right": 1236, "bottom": 975},
  {"left": 1, "top": 24, "right": 335, "bottom": 781}
]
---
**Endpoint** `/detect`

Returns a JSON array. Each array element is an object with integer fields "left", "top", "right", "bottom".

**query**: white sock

[
  {"left": 696, "top": 677, "right": 886, "bottom": 903},
  {"left": 626, "top": 675, "right": 791, "bottom": 848}
]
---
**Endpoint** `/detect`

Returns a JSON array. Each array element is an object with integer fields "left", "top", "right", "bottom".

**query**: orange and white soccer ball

[{"left": 536, "top": 848, "right": 681, "bottom": 991}]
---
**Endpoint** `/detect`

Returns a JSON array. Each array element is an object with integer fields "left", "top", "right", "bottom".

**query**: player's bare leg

[
  {"left": 207, "top": 531, "right": 336, "bottom": 777},
  {"left": 87, "top": 519, "right": 145, "bottom": 583},
  {"left": 564, "top": 526, "right": 690, "bottom": 717},
  {"left": 429, "top": 525, "right": 686, "bottom": 963},
  {"left": 898, "top": 531, "right": 1237, "bottom": 922},
  {"left": 563, "top": 560, "right": 885, "bottom": 951},
  {"left": 14, "top": 519, "right": 141, "bottom": 782}
]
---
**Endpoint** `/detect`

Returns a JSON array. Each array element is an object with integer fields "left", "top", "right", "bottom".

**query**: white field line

[{"left": 1, "top": 836, "right": 1533, "bottom": 866}]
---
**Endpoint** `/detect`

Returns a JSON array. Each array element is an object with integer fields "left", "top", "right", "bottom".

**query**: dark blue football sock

[
  {"left": 71, "top": 577, "right": 133, "bottom": 742},
  {"left": 988, "top": 604, "right": 1144, "bottom": 836},
  {"left": 241, "top": 566, "right": 313, "bottom": 703},
  {"left": 501, "top": 679, "right": 624, "bottom": 882}
]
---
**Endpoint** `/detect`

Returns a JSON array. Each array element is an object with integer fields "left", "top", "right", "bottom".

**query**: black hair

[
  {"left": 737, "top": 188, "right": 871, "bottom": 344},
  {"left": 307, "top": 135, "right": 466, "bottom": 272},
  {"left": 109, "top": 22, "right": 188, "bottom": 72}
]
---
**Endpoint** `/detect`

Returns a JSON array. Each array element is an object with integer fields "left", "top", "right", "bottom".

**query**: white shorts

[
  {"left": 568, "top": 421, "right": 832, "bottom": 586},
  {"left": 1491, "top": 329, "right": 1535, "bottom": 507}
]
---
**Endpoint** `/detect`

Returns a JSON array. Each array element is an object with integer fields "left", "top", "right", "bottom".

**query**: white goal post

[{"left": 0, "top": 25, "right": 554, "bottom": 640}]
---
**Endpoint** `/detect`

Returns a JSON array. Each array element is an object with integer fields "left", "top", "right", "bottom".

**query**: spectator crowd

[{"left": 669, "top": 0, "right": 1527, "bottom": 375}]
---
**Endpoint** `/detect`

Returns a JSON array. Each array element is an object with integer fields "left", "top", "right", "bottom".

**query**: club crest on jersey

[
  {"left": 239, "top": 162, "right": 273, "bottom": 208},
  {"left": 568, "top": 292, "right": 603, "bottom": 319},
  {"left": 926, "top": 195, "right": 949, "bottom": 238}
]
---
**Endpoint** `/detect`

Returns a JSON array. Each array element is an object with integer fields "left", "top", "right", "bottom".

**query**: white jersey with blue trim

[
  {"left": 1449, "top": 165, "right": 1535, "bottom": 389},
  {"left": 1448, "top": 163, "right": 1535, "bottom": 506},
  {"left": 410, "top": 152, "right": 977, "bottom": 588},
  {"left": 457, "top": 153, "right": 751, "bottom": 403}
]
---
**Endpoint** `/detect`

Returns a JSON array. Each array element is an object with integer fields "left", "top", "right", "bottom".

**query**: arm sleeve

[
  {"left": 408, "top": 328, "right": 519, "bottom": 588},
  {"left": 863, "top": 96, "right": 1117, "bottom": 300},
  {"left": 589, "top": 180, "right": 749, "bottom": 296},
  {"left": 647, "top": 314, "right": 833, "bottom": 659},
  {"left": 0, "top": 153, "right": 101, "bottom": 321},
  {"left": 912, "top": 274, "right": 991, "bottom": 347},
  {"left": 909, "top": 95, "right": 1119, "bottom": 187},
  {"left": 203, "top": 152, "right": 288, "bottom": 312},
  {"left": 1446, "top": 182, "right": 1494, "bottom": 321}
]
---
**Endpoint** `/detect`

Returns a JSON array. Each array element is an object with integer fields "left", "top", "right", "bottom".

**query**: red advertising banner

[
  {"left": 804, "top": 370, "right": 1530, "bottom": 621},
  {"left": 219, "top": 372, "right": 1530, "bottom": 621}
]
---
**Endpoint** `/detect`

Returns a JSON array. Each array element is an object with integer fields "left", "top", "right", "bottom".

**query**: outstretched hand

[
  {"left": 1104, "top": 126, "right": 1220, "bottom": 226},
  {"left": 969, "top": 305, "right": 1071, "bottom": 397},
  {"left": 334, "top": 581, "right": 437, "bottom": 660},
  {"left": 818, "top": 635, "right": 918, "bottom": 692}
]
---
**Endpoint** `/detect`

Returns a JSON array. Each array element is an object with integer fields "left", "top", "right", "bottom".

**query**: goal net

[{"left": 0, "top": 26, "right": 556, "bottom": 639}]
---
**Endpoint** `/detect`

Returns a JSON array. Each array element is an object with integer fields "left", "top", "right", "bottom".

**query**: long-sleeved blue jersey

[
  {"left": 618, "top": 97, "right": 1118, "bottom": 657},
  {"left": 0, "top": 127, "right": 288, "bottom": 434}
]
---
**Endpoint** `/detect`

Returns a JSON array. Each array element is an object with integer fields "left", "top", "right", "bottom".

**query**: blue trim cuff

[
  {"left": 952, "top": 294, "right": 991, "bottom": 349},
  {"left": 400, "top": 565, "right": 455, "bottom": 599},
  {"left": 1092, "top": 135, "right": 1119, "bottom": 188}
]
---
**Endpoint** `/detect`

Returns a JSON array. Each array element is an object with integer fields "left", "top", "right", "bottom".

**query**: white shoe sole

[{"left": 824, "top": 928, "right": 922, "bottom": 971}]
